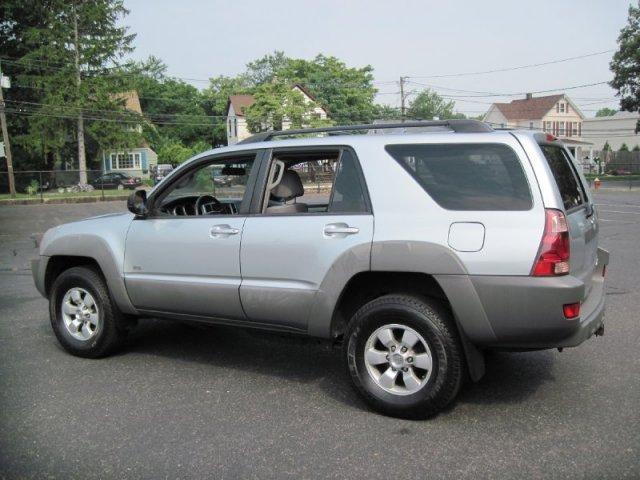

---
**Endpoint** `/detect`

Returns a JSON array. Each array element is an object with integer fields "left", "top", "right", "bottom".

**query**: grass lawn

[{"left": 584, "top": 174, "right": 640, "bottom": 181}]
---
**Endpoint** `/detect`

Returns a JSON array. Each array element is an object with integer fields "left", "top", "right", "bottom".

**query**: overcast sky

[{"left": 122, "top": 0, "right": 632, "bottom": 118}]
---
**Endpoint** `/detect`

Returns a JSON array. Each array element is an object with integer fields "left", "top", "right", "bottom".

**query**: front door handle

[
  {"left": 324, "top": 223, "right": 359, "bottom": 236},
  {"left": 210, "top": 224, "right": 240, "bottom": 238}
]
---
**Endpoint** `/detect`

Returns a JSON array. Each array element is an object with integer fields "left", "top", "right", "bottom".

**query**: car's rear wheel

[
  {"left": 49, "top": 266, "right": 128, "bottom": 358},
  {"left": 344, "top": 294, "right": 463, "bottom": 419}
]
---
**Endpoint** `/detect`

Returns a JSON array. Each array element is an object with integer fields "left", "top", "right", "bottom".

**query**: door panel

[
  {"left": 240, "top": 215, "right": 374, "bottom": 330},
  {"left": 124, "top": 217, "right": 246, "bottom": 319}
]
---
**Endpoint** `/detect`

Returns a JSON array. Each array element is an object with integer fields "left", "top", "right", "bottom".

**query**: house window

[
  {"left": 572, "top": 122, "right": 578, "bottom": 136},
  {"left": 529, "top": 122, "right": 534, "bottom": 130},
  {"left": 110, "top": 152, "right": 141, "bottom": 170},
  {"left": 233, "top": 118, "right": 238, "bottom": 137},
  {"left": 558, "top": 122, "right": 565, "bottom": 136},
  {"left": 559, "top": 103, "right": 565, "bottom": 113}
]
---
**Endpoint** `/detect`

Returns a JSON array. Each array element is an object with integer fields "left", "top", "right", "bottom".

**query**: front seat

[{"left": 265, "top": 170, "right": 308, "bottom": 214}]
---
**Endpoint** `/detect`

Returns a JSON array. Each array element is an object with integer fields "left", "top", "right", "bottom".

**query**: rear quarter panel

[{"left": 356, "top": 133, "right": 546, "bottom": 276}]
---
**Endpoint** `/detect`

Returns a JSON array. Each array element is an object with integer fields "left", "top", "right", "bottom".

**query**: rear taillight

[{"left": 532, "top": 209, "right": 570, "bottom": 276}]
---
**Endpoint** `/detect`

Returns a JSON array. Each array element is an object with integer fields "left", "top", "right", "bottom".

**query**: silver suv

[{"left": 32, "top": 120, "right": 608, "bottom": 418}]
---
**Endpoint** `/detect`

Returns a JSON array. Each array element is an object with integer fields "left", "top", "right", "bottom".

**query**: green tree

[
  {"left": 155, "top": 136, "right": 210, "bottom": 165},
  {"left": 279, "top": 54, "right": 378, "bottom": 124},
  {"left": 633, "top": 144, "right": 640, "bottom": 151},
  {"left": 407, "top": 89, "right": 457, "bottom": 120},
  {"left": 130, "top": 56, "right": 211, "bottom": 150},
  {"left": 373, "top": 104, "right": 401, "bottom": 121},
  {"left": 18, "top": 0, "right": 137, "bottom": 183},
  {"left": 595, "top": 107, "right": 617, "bottom": 117},
  {"left": 1, "top": 0, "right": 63, "bottom": 170},
  {"left": 603, "top": 141, "right": 611, "bottom": 151},
  {"left": 244, "top": 82, "right": 328, "bottom": 133},
  {"left": 610, "top": 1, "right": 640, "bottom": 133},
  {"left": 245, "top": 51, "right": 289, "bottom": 85},
  {"left": 619, "top": 143, "right": 630, "bottom": 152}
]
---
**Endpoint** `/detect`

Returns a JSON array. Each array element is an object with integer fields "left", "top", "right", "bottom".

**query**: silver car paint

[
  {"left": 240, "top": 214, "right": 374, "bottom": 331},
  {"left": 123, "top": 216, "right": 247, "bottom": 319},
  {"left": 36, "top": 212, "right": 137, "bottom": 315},
  {"left": 33, "top": 128, "right": 607, "bottom": 350}
]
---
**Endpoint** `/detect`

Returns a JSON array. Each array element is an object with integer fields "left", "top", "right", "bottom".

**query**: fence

[
  {"left": 0, "top": 169, "right": 149, "bottom": 200},
  {"left": 2, "top": 162, "right": 640, "bottom": 202}
]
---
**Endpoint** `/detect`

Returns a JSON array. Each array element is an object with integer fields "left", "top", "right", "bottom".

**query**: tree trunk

[{"left": 73, "top": 3, "right": 87, "bottom": 185}]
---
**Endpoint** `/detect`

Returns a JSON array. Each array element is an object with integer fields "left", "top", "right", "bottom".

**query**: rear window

[
  {"left": 540, "top": 145, "right": 586, "bottom": 211},
  {"left": 385, "top": 143, "right": 532, "bottom": 211}
]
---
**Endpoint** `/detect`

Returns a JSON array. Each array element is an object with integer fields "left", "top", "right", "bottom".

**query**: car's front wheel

[
  {"left": 49, "top": 266, "right": 128, "bottom": 358},
  {"left": 344, "top": 294, "right": 464, "bottom": 419}
]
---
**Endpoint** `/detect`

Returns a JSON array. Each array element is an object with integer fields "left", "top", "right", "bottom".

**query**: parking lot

[{"left": 0, "top": 193, "right": 638, "bottom": 479}]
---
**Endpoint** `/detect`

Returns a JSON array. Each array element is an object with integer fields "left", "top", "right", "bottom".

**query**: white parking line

[
  {"left": 596, "top": 203, "right": 640, "bottom": 209},
  {"left": 599, "top": 210, "right": 640, "bottom": 216}
]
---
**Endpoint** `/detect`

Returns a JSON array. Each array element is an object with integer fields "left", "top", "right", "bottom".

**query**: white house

[
  {"left": 582, "top": 111, "right": 640, "bottom": 153},
  {"left": 225, "top": 84, "right": 328, "bottom": 145},
  {"left": 484, "top": 93, "right": 591, "bottom": 159}
]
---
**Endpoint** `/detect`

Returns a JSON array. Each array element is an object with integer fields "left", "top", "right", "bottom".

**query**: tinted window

[
  {"left": 385, "top": 143, "right": 532, "bottom": 211},
  {"left": 329, "top": 150, "right": 368, "bottom": 213},
  {"left": 540, "top": 145, "right": 585, "bottom": 210}
]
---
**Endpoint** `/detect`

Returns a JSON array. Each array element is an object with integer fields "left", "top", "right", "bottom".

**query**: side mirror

[{"left": 127, "top": 190, "right": 148, "bottom": 217}]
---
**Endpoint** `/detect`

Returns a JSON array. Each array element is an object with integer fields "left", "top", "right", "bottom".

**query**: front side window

[
  {"left": 156, "top": 155, "right": 255, "bottom": 216},
  {"left": 386, "top": 143, "right": 532, "bottom": 211}
]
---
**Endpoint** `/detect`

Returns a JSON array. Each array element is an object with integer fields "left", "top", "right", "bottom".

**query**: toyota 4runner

[{"left": 32, "top": 120, "right": 608, "bottom": 418}]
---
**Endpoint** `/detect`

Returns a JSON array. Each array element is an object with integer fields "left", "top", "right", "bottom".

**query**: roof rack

[{"left": 237, "top": 119, "right": 493, "bottom": 144}]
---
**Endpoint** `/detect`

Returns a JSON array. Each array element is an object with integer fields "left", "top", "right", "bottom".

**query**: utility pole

[
  {"left": 0, "top": 61, "right": 16, "bottom": 197},
  {"left": 399, "top": 76, "right": 407, "bottom": 122},
  {"left": 72, "top": 3, "right": 87, "bottom": 185}
]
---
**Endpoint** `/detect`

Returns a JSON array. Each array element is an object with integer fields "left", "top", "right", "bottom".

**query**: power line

[
  {"left": 0, "top": 49, "right": 614, "bottom": 86},
  {"left": 406, "top": 80, "right": 611, "bottom": 98},
  {"left": 406, "top": 50, "right": 614, "bottom": 79}
]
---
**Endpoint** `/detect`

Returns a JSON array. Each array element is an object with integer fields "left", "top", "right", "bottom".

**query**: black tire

[
  {"left": 344, "top": 294, "right": 464, "bottom": 419},
  {"left": 49, "top": 266, "right": 129, "bottom": 358}
]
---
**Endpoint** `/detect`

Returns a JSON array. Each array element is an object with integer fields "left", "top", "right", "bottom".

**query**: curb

[{"left": 0, "top": 195, "right": 129, "bottom": 206}]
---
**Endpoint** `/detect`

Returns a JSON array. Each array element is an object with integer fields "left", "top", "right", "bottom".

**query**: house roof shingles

[
  {"left": 227, "top": 94, "right": 256, "bottom": 117},
  {"left": 493, "top": 94, "right": 564, "bottom": 121}
]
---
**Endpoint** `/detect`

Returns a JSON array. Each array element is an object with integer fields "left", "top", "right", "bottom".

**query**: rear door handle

[
  {"left": 209, "top": 224, "right": 240, "bottom": 237},
  {"left": 324, "top": 223, "right": 359, "bottom": 236}
]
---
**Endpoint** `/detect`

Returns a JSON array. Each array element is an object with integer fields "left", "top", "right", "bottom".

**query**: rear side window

[
  {"left": 540, "top": 145, "right": 586, "bottom": 211},
  {"left": 329, "top": 150, "right": 369, "bottom": 213},
  {"left": 385, "top": 143, "right": 532, "bottom": 211}
]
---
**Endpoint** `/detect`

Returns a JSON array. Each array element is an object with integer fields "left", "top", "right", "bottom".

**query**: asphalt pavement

[{"left": 0, "top": 193, "right": 638, "bottom": 479}]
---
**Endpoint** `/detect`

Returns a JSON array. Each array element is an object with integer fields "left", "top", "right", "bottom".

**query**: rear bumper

[{"left": 446, "top": 248, "right": 609, "bottom": 350}]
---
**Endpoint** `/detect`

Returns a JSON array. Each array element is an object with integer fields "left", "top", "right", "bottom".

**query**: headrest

[{"left": 271, "top": 170, "right": 304, "bottom": 201}]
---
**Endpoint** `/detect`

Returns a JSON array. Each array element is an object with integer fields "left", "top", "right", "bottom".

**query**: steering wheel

[{"left": 195, "top": 195, "right": 222, "bottom": 215}]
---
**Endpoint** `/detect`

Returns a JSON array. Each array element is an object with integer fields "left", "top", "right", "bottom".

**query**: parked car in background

[
  {"left": 91, "top": 172, "right": 142, "bottom": 190},
  {"left": 153, "top": 164, "right": 174, "bottom": 185},
  {"left": 32, "top": 120, "right": 608, "bottom": 419}
]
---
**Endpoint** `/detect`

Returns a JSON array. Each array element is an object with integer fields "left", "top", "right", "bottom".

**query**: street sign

[
  {"left": 0, "top": 142, "right": 5, "bottom": 158},
  {"left": 0, "top": 76, "right": 10, "bottom": 89}
]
